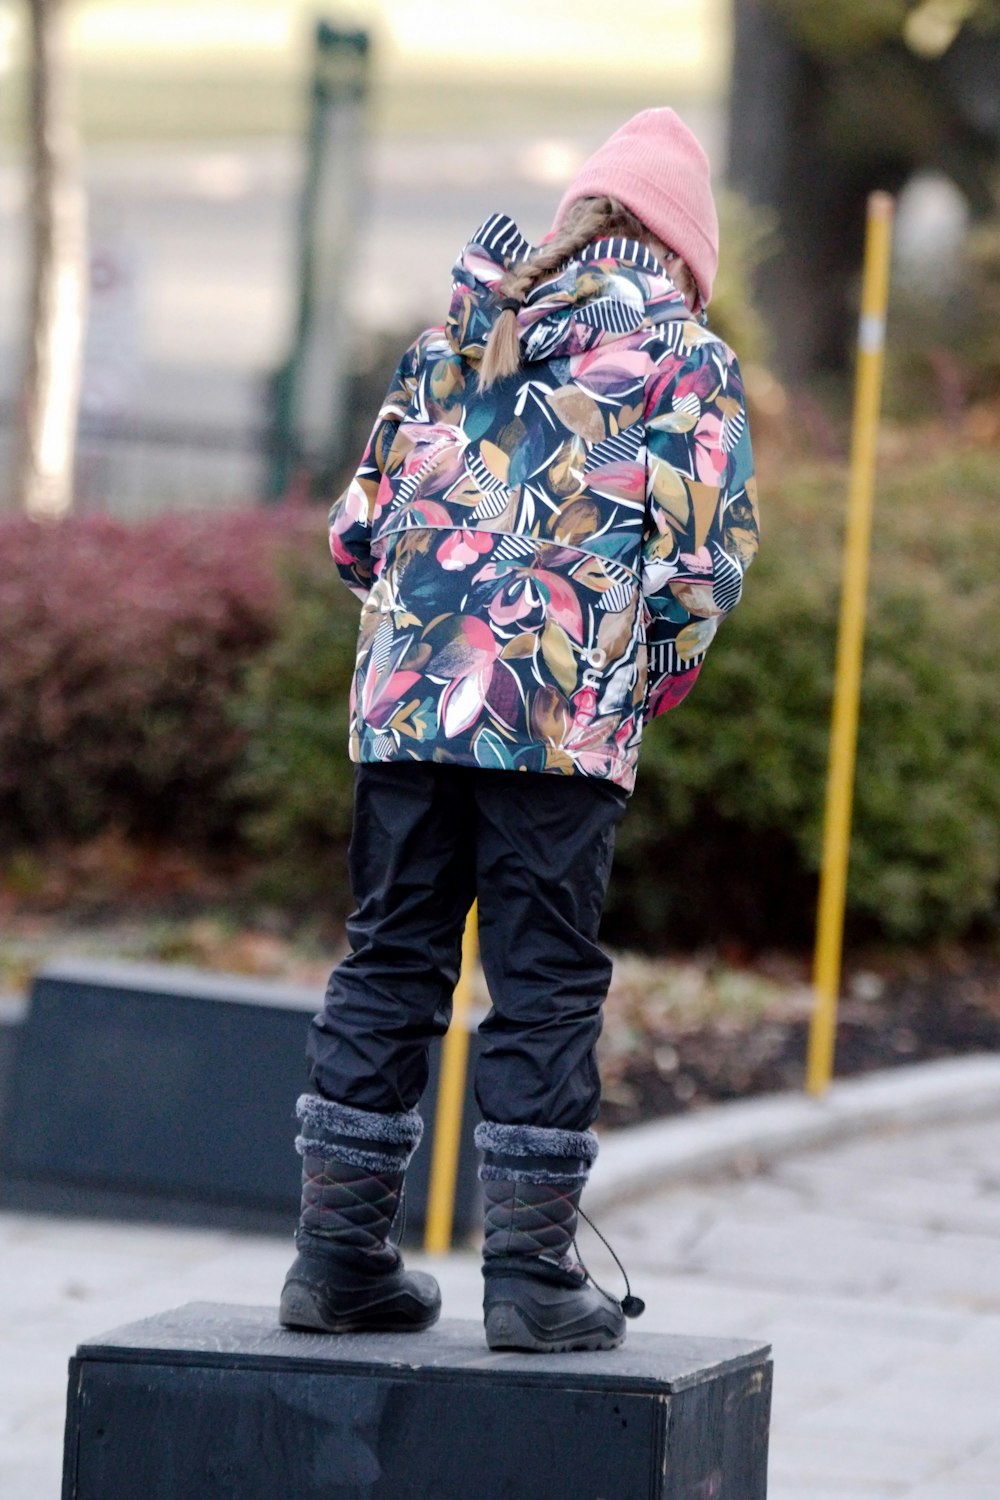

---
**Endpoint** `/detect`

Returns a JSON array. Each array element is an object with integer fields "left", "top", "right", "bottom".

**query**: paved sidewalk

[{"left": 3, "top": 1099, "right": 999, "bottom": 1498}]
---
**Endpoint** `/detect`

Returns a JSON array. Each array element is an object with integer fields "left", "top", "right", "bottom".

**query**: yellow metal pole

[
  {"left": 807, "top": 192, "right": 894, "bottom": 1097},
  {"left": 424, "top": 901, "right": 478, "bottom": 1253}
]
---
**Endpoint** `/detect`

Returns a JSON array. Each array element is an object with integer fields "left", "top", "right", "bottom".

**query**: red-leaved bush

[{"left": 0, "top": 507, "right": 325, "bottom": 845}]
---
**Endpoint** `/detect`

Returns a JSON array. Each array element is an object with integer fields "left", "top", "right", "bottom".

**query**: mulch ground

[{"left": 597, "top": 953, "right": 1000, "bottom": 1129}]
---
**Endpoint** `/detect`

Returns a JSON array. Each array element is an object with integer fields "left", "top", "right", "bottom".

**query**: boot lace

[{"left": 574, "top": 1205, "right": 645, "bottom": 1319}]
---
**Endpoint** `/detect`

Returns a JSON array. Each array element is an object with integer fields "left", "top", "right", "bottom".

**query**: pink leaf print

[
  {"left": 536, "top": 569, "right": 585, "bottom": 642},
  {"left": 410, "top": 500, "right": 453, "bottom": 527},
  {"left": 399, "top": 424, "right": 461, "bottom": 475},
  {"left": 570, "top": 685, "right": 598, "bottom": 728},
  {"left": 487, "top": 574, "right": 544, "bottom": 629},
  {"left": 425, "top": 614, "right": 499, "bottom": 679},
  {"left": 484, "top": 659, "right": 524, "bottom": 729},
  {"left": 644, "top": 359, "right": 685, "bottom": 415},
  {"left": 585, "top": 460, "right": 646, "bottom": 503},
  {"left": 693, "top": 413, "right": 727, "bottom": 485},
  {"left": 438, "top": 529, "right": 494, "bottom": 571},
  {"left": 570, "top": 348, "right": 654, "bottom": 396},
  {"left": 361, "top": 658, "right": 422, "bottom": 729},
  {"left": 647, "top": 665, "right": 702, "bottom": 719},
  {"left": 675, "top": 363, "right": 720, "bottom": 405},
  {"left": 678, "top": 546, "right": 713, "bottom": 575},
  {"left": 329, "top": 530, "right": 355, "bottom": 566},
  {"left": 462, "top": 615, "right": 500, "bottom": 655}
]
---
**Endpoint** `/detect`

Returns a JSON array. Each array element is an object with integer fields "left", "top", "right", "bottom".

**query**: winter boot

[
  {"left": 279, "top": 1095, "right": 441, "bottom": 1334},
  {"left": 475, "top": 1121, "right": 628, "bottom": 1353}
]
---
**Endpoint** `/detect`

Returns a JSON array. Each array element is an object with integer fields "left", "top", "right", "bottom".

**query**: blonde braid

[{"left": 477, "top": 197, "right": 691, "bottom": 389}]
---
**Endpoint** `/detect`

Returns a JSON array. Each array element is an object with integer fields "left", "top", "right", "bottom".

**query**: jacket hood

[{"left": 445, "top": 212, "right": 695, "bottom": 368}]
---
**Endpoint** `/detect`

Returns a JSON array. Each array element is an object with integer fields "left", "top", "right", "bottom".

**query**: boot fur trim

[
  {"left": 298, "top": 1142, "right": 414, "bottom": 1175},
  {"left": 474, "top": 1121, "right": 599, "bottom": 1162},
  {"left": 296, "top": 1095, "right": 424, "bottom": 1168},
  {"left": 479, "top": 1162, "right": 590, "bottom": 1185}
]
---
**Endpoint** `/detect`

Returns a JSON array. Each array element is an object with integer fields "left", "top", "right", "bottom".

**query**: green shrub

[
  {"left": 231, "top": 551, "right": 359, "bottom": 903},
  {"left": 233, "top": 445, "right": 1000, "bottom": 946},
  {"left": 610, "top": 445, "right": 1000, "bottom": 946},
  {"left": 955, "top": 219, "right": 1000, "bottom": 405}
]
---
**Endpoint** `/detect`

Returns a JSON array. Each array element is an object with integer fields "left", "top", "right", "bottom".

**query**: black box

[
  {"left": 62, "top": 1304, "right": 772, "bottom": 1499},
  {"left": 0, "top": 958, "right": 483, "bottom": 1237}
]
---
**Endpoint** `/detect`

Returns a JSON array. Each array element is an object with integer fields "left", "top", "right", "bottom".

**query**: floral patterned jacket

[{"left": 329, "top": 213, "right": 758, "bottom": 793}]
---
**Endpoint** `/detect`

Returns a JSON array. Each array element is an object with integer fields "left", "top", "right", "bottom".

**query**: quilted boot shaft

[
  {"left": 281, "top": 1095, "right": 440, "bottom": 1334},
  {"left": 475, "top": 1120, "right": 625, "bottom": 1353},
  {"left": 476, "top": 1121, "right": 596, "bottom": 1277},
  {"left": 482, "top": 1175, "right": 583, "bottom": 1271},
  {"left": 293, "top": 1094, "right": 422, "bottom": 1260},
  {"left": 299, "top": 1154, "right": 404, "bottom": 1262}
]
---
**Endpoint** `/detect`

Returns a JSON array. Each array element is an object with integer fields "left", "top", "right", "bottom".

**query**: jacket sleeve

[
  {"left": 641, "top": 342, "right": 759, "bottom": 722},
  {"left": 327, "top": 338, "right": 422, "bottom": 599}
]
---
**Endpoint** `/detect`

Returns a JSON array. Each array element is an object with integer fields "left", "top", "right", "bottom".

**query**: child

[{"left": 279, "top": 108, "right": 759, "bottom": 1352}]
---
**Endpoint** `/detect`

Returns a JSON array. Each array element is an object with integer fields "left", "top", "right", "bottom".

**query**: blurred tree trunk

[
  {"left": 727, "top": 0, "right": 870, "bottom": 379},
  {"left": 729, "top": 0, "right": 1000, "bottom": 380},
  {"left": 13, "top": 0, "right": 87, "bottom": 518}
]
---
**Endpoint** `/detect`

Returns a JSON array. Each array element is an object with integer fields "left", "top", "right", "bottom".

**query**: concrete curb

[{"left": 586, "top": 1053, "right": 1000, "bottom": 1213}]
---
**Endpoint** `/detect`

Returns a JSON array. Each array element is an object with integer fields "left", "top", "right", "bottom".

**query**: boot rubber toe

[
  {"left": 483, "top": 1272, "right": 625, "bottom": 1353},
  {"left": 280, "top": 1250, "right": 441, "bottom": 1335}
]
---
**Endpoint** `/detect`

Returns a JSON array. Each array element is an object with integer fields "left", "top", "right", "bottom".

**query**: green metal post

[{"left": 266, "top": 23, "right": 370, "bottom": 501}]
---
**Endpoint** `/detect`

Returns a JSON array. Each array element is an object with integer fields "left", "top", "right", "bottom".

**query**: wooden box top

[{"left": 74, "top": 1303, "right": 771, "bottom": 1396}]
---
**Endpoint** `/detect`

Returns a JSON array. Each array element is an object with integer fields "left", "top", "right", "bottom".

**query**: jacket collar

[{"left": 446, "top": 213, "right": 698, "bottom": 364}]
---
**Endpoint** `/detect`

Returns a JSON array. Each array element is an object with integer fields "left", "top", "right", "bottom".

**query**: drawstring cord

[{"left": 574, "top": 1204, "right": 645, "bottom": 1319}]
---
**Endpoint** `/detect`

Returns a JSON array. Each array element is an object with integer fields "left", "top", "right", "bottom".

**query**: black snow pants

[{"left": 307, "top": 762, "right": 627, "bottom": 1133}]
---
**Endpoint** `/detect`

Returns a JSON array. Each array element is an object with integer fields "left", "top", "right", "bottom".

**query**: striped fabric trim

[
  {"left": 650, "top": 320, "right": 722, "bottom": 355},
  {"left": 390, "top": 470, "right": 422, "bottom": 508},
  {"left": 584, "top": 426, "right": 644, "bottom": 471},
  {"left": 369, "top": 620, "right": 394, "bottom": 676},
  {"left": 492, "top": 533, "right": 539, "bottom": 562},
  {"left": 721, "top": 403, "right": 747, "bottom": 453},
  {"left": 600, "top": 557, "right": 636, "bottom": 587},
  {"left": 578, "top": 237, "right": 665, "bottom": 273},
  {"left": 649, "top": 640, "right": 704, "bottom": 675},
  {"left": 596, "top": 581, "right": 635, "bottom": 613},
  {"left": 656, "top": 322, "right": 692, "bottom": 355},
  {"left": 467, "top": 212, "right": 533, "bottom": 266},
  {"left": 576, "top": 298, "right": 647, "bottom": 336},
  {"left": 466, "top": 449, "right": 509, "bottom": 498},
  {"left": 472, "top": 489, "right": 513, "bottom": 520},
  {"left": 711, "top": 544, "right": 743, "bottom": 612}
]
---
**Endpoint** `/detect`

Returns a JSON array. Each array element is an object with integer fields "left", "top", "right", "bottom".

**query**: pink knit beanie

[{"left": 551, "top": 108, "right": 719, "bottom": 308}]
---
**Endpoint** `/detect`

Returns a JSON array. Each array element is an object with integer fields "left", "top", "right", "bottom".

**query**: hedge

[
  {"left": 1, "top": 441, "right": 997, "bottom": 946},
  {"left": 0, "top": 507, "right": 320, "bottom": 845}
]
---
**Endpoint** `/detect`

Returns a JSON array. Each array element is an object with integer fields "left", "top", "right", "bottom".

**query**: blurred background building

[
  {"left": 0, "top": 0, "right": 733, "bottom": 512},
  {"left": 2, "top": 0, "right": 998, "bottom": 515}
]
